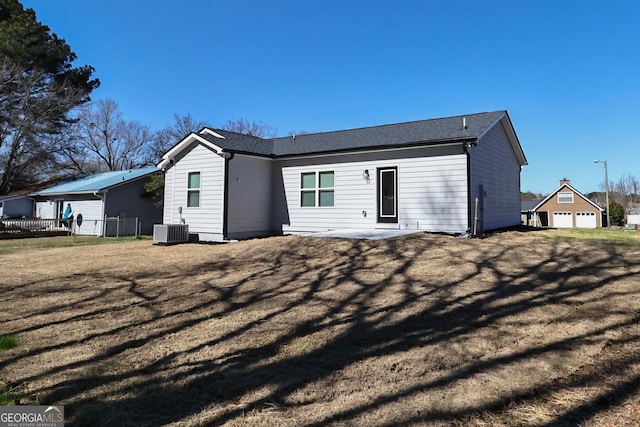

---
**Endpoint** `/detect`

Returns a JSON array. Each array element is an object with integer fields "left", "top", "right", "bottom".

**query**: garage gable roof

[{"left": 532, "top": 183, "right": 604, "bottom": 212}]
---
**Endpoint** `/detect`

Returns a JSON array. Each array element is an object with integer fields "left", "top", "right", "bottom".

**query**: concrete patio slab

[{"left": 298, "top": 229, "right": 424, "bottom": 240}]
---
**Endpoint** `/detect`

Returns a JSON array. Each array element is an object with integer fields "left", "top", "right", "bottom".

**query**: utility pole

[{"left": 594, "top": 160, "right": 610, "bottom": 228}]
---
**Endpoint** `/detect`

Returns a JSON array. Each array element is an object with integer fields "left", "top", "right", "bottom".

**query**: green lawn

[
  {"left": 531, "top": 227, "right": 640, "bottom": 246},
  {"left": 0, "top": 335, "right": 19, "bottom": 405},
  {"left": 0, "top": 235, "right": 151, "bottom": 255}
]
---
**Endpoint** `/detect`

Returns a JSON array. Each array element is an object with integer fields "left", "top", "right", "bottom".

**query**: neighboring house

[
  {"left": 0, "top": 190, "right": 34, "bottom": 218},
  {"left": 627, "top": 207, "right": 640, "bottom": 226},
  {"left": 158, "top": 110, "right": 528, "bottom": 241},
  {"left": 524, "top": 179, "right": 604, "bottom": 228},
  {"left": 0, "top": 177, "right": 75, "bottom": 218},
  {"left": 30, "top": 167, "right": 162, "bottom": 236}
]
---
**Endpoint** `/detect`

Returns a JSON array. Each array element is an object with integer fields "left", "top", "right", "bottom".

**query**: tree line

[{"left": 0, "top": 1, "right": 276, "bottom": 196}]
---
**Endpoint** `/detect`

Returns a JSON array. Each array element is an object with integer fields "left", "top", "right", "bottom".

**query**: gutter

[{"left": 272, "top": 138, "right": 477, "bottom": 160}]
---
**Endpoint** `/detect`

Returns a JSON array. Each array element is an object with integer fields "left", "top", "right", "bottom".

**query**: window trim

[
  {"left": 187, "top": 171, "right": 201, "bottom": 208},
  {"left": 300, "top": 170, "right": 335, "bottom": 208},
  {"left": 557, "top": 192, "right": 574, "bottom": 204}
]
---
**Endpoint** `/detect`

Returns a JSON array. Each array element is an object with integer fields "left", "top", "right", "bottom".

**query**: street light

[{"left": 594, "top": 160, "right": 610, "bottom": 228}]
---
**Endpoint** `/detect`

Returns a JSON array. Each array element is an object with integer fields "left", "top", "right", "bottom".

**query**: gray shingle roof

[
  {"left": 199, "top": 129, "right": 273, "bottom": 156},
  {"left": 521, "top": 200, "right": 542, "bottom": 212},
  {"left": 199, "top": 110, "right": 507, "bottom": 157},
  {"left": 272, "top": 110, "right": 505, "bottom": 156}
]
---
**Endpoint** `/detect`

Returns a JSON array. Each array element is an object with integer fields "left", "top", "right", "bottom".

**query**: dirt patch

[{"left": 0, "top": 231, "right": 638, "bottom": 426}]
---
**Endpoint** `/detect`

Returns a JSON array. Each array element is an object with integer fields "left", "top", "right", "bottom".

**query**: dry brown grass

[{"left": 0, "top": 230, "right": 638, "bottom": 426}]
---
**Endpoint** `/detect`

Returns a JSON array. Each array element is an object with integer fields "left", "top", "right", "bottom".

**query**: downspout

[
  {"left": 222, "top": 152, "right": 235, "bottom": 240},
  {"left": 463, "top": 142, "right": 473, "bottom": 235},
  {"left": 169, "top": 159, "right": 175, "bottom": 224},
  {"left": 93, "top": 190, "right": 106, "bottom": 236}
]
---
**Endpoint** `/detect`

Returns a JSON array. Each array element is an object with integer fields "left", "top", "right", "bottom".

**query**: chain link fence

[{"left": 0, "top": 216, "right": 161, "bottom": 239}]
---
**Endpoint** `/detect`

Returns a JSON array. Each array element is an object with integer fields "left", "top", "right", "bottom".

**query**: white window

[
  {"left": 187, "top": 172, "right": 200, "bottom": 207},
  {"left": 558, "top": 192, "right": 574, "bottom": 203},
  {"left": 300, "top": 171, "right": 334, "bottom": 207}
]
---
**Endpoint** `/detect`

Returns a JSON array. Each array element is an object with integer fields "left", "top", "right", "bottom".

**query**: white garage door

[
  {"left": 553, "top": 212, "right": 573, "bottom": 228},
  {"left": 575, "top": 212, "right": 597, "bottom": 228}
]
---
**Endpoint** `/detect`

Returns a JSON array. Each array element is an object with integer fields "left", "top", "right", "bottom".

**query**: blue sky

[{"left": 22, "top": 0, "right": 640, "bottom": 194}]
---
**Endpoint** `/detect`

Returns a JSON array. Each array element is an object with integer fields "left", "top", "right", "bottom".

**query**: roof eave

[
  {"left": 272, "top": 138, "right": 476, "bottom": 159},
  {"left": 158, "top": 133, "right": 222, "bottom": 169},
  {"left": 31, "top": 190, "right": 104, "bottom": 197}
]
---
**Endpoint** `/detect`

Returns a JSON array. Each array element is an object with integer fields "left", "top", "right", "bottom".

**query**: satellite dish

[{"left": 77, "top": 213, "right": 83, "bottom": 227}]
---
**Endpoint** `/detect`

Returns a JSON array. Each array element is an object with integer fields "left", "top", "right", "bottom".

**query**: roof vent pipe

[{"left": 463, "top": 117, "right": 467, "bottom": 129}]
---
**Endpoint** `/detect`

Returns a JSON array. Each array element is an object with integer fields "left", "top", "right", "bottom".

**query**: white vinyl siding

[
  {"left": 276, "top": 146, "right": 468, "bottom": 234},
  {"left": 470, "top": 118, "right": 522, "bottom": 231},
  {"left": 35, "top": 200, "right": 56, "bottom": 219},
  {"left": 35, "top": 199, "right": 103, "bottom": 234},
  {"left": 226, "top": 154, "right": 273, "bottom": 239},
  {"left": 71, "top": 200, "right": 104, "bottom": 235},
  {"left": 163, "top": 143, "right": 224, "bottom": 235}
]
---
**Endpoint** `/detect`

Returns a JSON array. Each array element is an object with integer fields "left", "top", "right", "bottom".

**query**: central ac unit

[{"left": 153, "top": 224, "right": 189, "bottom": 244}]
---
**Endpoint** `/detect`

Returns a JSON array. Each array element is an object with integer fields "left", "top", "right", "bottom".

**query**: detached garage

[{"left": 528, "top": 179, "right": 604, "bottom": 228}]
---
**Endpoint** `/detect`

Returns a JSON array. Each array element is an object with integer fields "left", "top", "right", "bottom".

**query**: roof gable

[
  {"left": 532, "top": 183, "right": 603, "bottom": 212},
  {"left": 158, "top": 133, "right": 225, "bottom": 169}
]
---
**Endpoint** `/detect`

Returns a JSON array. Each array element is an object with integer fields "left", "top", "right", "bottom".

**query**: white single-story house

[
  {"left": 30, "top": 167, "right": 162, "bottom": 236},
  {"left": 158, "top": 110, "right": 528, "bottom": 241}
]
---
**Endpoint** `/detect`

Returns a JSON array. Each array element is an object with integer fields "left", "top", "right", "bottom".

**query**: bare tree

[
  {"left": 613, "top": 174, "right": 640, "bottom": 212},
  {"left": 148, "top": 114, "right": 211, "bottom": 163},
  {"left": 222, "top": 118, "right": 277, "bottom": 138},
  {"left": 0, "top": 61, "right": 88, "bottom": 193},
  {"left": 64, "top": 99, "right": 153, "bottom": 173},
  {"left": 143, "top": 114, "right": 211, "bottom": 206}
]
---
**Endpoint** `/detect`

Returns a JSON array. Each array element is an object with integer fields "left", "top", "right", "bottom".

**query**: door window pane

[{"left": 380, "top": 170, "right": 396, "bottom": 216}]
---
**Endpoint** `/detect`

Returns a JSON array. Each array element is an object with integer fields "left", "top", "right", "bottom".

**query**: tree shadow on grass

[{"left": 1, "top": 233, "right": 639, "bottom": 426}]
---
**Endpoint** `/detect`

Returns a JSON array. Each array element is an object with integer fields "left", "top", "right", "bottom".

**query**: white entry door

[
  {"left": 553, "top": 212, "right": 573, "bottom": 228},
  {"left": 575, "top": 212, "right": 597, "bottom": 228}
]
